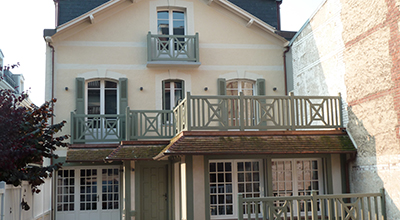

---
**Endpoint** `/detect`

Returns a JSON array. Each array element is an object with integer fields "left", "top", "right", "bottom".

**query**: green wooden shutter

[
  {"left": 181, "top": 80, "right": 185, "bottom": 99},
  {"left": 119, "top": 78, "right": 128, "bottom": 114},
  {"left": 256, "top": 79, "right": 266, "bottom": 95},
  {"left": 76, "top": 78, "right": 85, "bottom": 114},
  {"left": 217, "top": 78, "right": 226, "bottom": 95},
  {"left": 162, "top": 81, "right": 166, "bottom": 110},
  {"left": 119, "top": 78, "right": 128, "bottom": 140}
]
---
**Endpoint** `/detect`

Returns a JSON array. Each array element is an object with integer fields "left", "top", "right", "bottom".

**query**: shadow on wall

[{"left": 346, "top": 107, "right": 400, "bottom": 219}]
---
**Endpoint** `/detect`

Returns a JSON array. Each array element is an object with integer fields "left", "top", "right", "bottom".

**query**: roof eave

[
  {"left": 55, "top": 0, "right": 127, "bottom": 35},
  {"left": 211, "top": 0, "right": 287, "bottom": 43}
]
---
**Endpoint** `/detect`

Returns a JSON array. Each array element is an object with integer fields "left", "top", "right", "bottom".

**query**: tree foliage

[{"left": 0, "top": 87, "right": 68, "bottom": 192}]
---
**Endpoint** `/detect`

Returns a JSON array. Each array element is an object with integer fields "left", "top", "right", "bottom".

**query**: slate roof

[
  {"left": 66, "top": 142, "right": 168, "bottom": 162},
  {"left": 58, "top": 0, "right": 109, "bottom": 26},
  {"left": 228, "top": 0, "right": 278, "bottom": 28},
  {"left": 107, "top": 141, "right": 169, "bottom": 160},
  {"left": 57, "top": 0, "right": 279, "bottom": 28},
  {"left": 66, "top": 145, "right": 117, "bottom": 162},
  {"left": 155, "top": 130, "right": 356, "bottom": 159}
]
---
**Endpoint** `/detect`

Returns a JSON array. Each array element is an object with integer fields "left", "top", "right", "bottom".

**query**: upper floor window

[
  {"left": 226, "top": 79, "right": 255, "bottom": 96},
  {"left": 87, "top": 80, "right": 118, "bottom": 114},
  {"left": 157, "top": 9, "right": 185, "bottom": 36},
  {"left": 162, "top": 80, "right": 184, "bottom": 111}
]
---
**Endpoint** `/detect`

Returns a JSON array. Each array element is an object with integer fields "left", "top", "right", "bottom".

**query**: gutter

[{"left": 44, "top": 33, "right": 55, "bottom": 220}]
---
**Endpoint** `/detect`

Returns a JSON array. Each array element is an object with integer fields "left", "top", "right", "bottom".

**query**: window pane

[
  {"left": 105, "top": 81, "right": 117, "bottom": 88},
  {"left": 88, "top": 90, "right": 100, "bottom": 114},
  {"left": 157, "top": 11, "right": 169, "bottom": 19},
  {"left": 173, "top": 21, "right": 184, "bottom": 35},
  {"left": 88, "top": 81, "right": 100, "bottom": 88},
  {"left": 105, "top": 90, "right": 117, "bottom": 114},
  {"left": 158, "top": 21, "right": 169, "bottom": 35},
  {"left": 173, "top": 11, "right": 184, "bottom": 19}
]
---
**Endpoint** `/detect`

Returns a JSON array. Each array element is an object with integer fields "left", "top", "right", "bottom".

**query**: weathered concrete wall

[
  {"left": 291, "top": 0, "right": 348, "bottom": 125},
  {"left": 291, "top": 0, "right": 400, "bottom": 218}
]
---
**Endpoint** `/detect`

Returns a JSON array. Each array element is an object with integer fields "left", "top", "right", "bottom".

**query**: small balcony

[
  {"left": 70, "top": 93, "right": 343, "bottom": 144},
  {"left": 146, "top": 32, "right": 200, "bottom": 67}
]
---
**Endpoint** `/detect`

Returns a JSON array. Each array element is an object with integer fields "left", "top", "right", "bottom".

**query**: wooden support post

[
  {"left": 125, "top": 107, "right": 130, "bottom": 141},
  {"left": 240, "top": 92, "right": 245, "bottom": 131},
  {"left": 289, "top": 92, "right": 295, "bottom": 130},
  {"left": 187, "top": 92, "right": 191, "bottom": 131},
  {"left": 238, "top": 194, "right": 243, "bottom": 220},
  {"left": 381, "top": 188, "right": 387, "bottom": 220}
]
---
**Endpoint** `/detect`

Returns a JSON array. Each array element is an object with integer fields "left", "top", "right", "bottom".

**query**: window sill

[{"left": 147, "top": 61, "right": 201, "bottom": 68}]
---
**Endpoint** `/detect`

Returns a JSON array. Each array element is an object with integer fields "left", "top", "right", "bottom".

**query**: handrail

[
  {"left": 238, "top": 189, "right": 387, "bottom": 220},
  {"left": 147, "top": 32, "right": 199, "bottom": 62}
]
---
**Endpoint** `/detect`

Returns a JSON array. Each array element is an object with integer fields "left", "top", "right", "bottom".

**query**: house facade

[
  {"left": 289, "top": 0, "right": 400, "bottom": 219},
  {"left": 44, "top": 0, "right": 356, "bottom": 220}
]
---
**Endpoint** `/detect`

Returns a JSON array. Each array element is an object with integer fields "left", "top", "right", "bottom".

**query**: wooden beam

[
  {"left": 246, "top": 18, "right": 254, "bottom": 27},
  {"left": 89, "top": 14, "right": 95, "bottom": 24}
]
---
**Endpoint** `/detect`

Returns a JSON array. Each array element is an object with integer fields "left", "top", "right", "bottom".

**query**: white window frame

[
  {"left": 226, "top": 79, "right": 256, "bottom": 96},
  {"left": 209, "top": 159, "right": 264, "bottom": 219},
  {"left": 157, "top": 8, "right": 186, "bottom": 36},
  {"left": 85, "top": 79, "right": 119, "bottom": 115},
  {"left": 271, "top": 158, "right": 324, "bottom": 215},
  {"left": 55, "top": 166, "right": 122, "bottom": 220}
]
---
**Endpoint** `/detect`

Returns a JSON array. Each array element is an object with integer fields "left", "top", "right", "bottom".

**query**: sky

[{"left": 0, "top": 0, "right": 324, "bottom": 105}]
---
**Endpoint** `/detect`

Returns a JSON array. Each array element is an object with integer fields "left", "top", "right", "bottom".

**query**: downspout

[
  {"left": 283, "top": 46, "right": 290, "bottom": 95},
  {"left": 345, "top": 152, "right": 357, "bottom": 193},
  {"left": 45, "top": 37, "right": 55, "bottom": 220}
]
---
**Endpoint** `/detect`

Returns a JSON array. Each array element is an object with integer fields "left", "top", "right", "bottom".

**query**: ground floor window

[
  {"left": 271, "top": 158, "right": 323, "bottom": 212},
  {"left": 209, "top": 158, "right": 324, "bottom": 219},
  {"left": 56, "top": 166, "right": 121, "bottom": 220},
  {"left": 209, "top": 159, "right": 263, "bottom": 218}
]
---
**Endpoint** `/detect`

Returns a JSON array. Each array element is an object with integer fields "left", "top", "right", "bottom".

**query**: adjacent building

[{"left": 289, "top": 0, "right": 400, "bottom": 219}]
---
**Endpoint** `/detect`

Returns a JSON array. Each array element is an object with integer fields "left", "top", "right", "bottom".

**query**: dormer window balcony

[{"left": 147, "top": 32, "right": 200, "bottom": 67}]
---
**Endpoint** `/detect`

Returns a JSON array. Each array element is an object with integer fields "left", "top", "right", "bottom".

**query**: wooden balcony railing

[
  {"left": 147, "top": 32, "right": 199, "bottom": 63},
  {"left": 175, "top": 92, "right": 343, "bottom": 134},
  {"left": 70, "top": 93, "right": 343, "bottom": 143},
  {"left": 70, "top": 113, "right": 125, "bottom": 143},
  {"left": 238, "top": 189, "right": 387, "bottom": 220},
  {"left": 126, "top": 108, "right": 175, "bottom": 140}
]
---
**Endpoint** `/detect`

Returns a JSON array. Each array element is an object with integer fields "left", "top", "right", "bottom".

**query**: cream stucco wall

[
  {"left": 46, "top": 0, "right": 287, "bottom": 148},
  {"left": 291, "top": 0, "right": 400, "bottom": 218}
]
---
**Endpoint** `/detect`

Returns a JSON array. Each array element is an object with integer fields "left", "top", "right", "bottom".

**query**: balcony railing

[
  {"left": 126, "top": 108, "right": 175, "bottom": 140},
  {"left": 175, "top": 92, "right": 343, "bottom": 134},
  {"left": 70, "top": 93, "right": 343, "bottom": 143},
  {"left": 2, "top": 70, "right": 18, "bottom": 90},
  {"left": 147, "top": 32, "right": 200, "bottom": 64},
  {"left": 70, "top": 112, "right": 125, "bottom": 143},
  {"left": 238, "top": 189, "right": 387, "bottom": 220}
]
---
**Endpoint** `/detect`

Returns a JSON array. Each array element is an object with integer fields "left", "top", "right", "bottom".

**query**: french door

[{"left": 56, "top": 167, "right": 121, "bottom": 220}]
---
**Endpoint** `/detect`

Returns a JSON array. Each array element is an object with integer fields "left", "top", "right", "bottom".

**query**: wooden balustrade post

[
  {"left": 240, "top": 92, "right": 244, "bottom": 131},
  {"left": 70, "top": 112, "right": 75, "bottom": 144},
  {"left": 147, "top": 32, "right": 152, "bottom": 62},
  {"left": 311, "top": 191, "right": 318, "bottom": 220},
  {"left": 381, "top": 188, "right": 387, "bottom": 220},
  {"left": 289, "top": 92, "right": 295, "bottom": 131},
  {"left": 238, "top": 194, "right": 243, "bottom": 220},
  {"left": 125, "top": 107, "right": 130, "bottom": 141},
  {"left": 338, "top": 93, "right": 344, "bottom": 128},
  {"left": 187, "top": 92, "right": 191, "bottom": 131}
]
